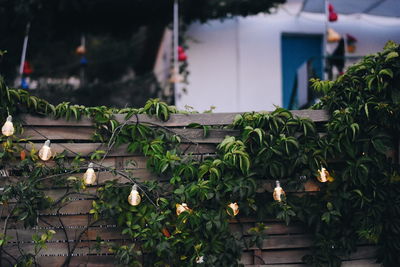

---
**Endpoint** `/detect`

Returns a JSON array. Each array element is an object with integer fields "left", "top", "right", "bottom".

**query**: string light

[
  {"left": 176, "top": 203, "right": 191, "bottom": 216},
  {"left": 128, "top": 184, "right": 141, "bottom": 206},
  {"left": 227, "top": 202, "right": 239, "bottom": 216},
  {"left": 273, "top": 180, "right": 285, "bottom": 202},
  {"left": 2, "top": 115, "right": 14, "bottom": 136},
  {"left": 317, "top": 167, "right": 334, "bottom": 182},
  {"left": 196, "top": 256, "right": 204, "bottom": 263},
  {"left": 83, "top": 162, "right": 96, "bottom": 185},
  {"left": 38, "top": 140, "right": 52, "bottom": 161}
]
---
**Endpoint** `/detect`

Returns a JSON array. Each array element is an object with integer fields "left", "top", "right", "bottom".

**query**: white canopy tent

[{"left": 301, "top": 0, "right": 400, "bottom": 18}]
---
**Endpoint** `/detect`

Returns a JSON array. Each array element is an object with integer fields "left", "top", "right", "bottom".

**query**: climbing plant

[{"left": 0, "top": 41, "right": 399, "bottom": 267}]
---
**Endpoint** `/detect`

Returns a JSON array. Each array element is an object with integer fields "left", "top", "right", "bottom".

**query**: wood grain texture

[
  {"left": 21, "top": 142, "right": 217, "bottom": 157},
  {"left": 245, "top": 260, "right": 380, "bottom": 267},
  {"left": 19, "top": 126, "right": 239, "bottom": 144},
  {"left": 21, "top": 110, "right": 329, "bottom": 127},
  {"left": 36, "top": 255, "right": 116, "bottom": 267},
  {"left": 20, "top": 127, "right": 95, "bottom": 140}
]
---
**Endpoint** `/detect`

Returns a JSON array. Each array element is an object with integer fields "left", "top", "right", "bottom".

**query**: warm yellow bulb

[
  {"left": 176, "top": 203, "right": 191, "bottom": 216},
  {"left": 317, "top": 167, "right": 334, "bottom": 182},
  {"left": 83, "top": 163, "right": 97, "bottom": 185},
  {"left": 2, "top": 115, "right": 14, "bottom": 136},
  {"left": 227, "top": 202, "right": 239, "bottom": 216},
  {"left": 38, "top": 140, "right": 52, "bottom": 161},
  {"left": 128, "top": 185, "right": 141, "bottom": 206},
  {"left": 273, "top": 180, "right": 285, "bottom": 202}
]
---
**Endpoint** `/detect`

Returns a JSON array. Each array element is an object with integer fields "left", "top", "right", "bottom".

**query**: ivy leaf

[
  {"left": 379, "top": 68, "right": 393, "bottom": 78},
  {"left": 385, "top": 51, "right": 398, "bottom": 61},
  {"left": 174, "top": 186, "right": 185, "bottom": 195},
  {"left": 371, "top": 137, "right": 389, "bottom": 154}
]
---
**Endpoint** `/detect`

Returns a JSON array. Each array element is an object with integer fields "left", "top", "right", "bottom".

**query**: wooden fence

[{"left": 1, "top": 110, "right": 380, "bottom": 266}]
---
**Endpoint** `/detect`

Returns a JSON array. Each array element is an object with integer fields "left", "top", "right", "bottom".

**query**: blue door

[{"left": 281, "top": 34, "right": 323, "bottom": 109}]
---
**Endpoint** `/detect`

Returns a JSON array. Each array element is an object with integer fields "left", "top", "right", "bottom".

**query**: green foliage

[
  {"left": 0, "top": 42, "right": 399, "bottom": 266},
  {"left": 308, "top": 41, "right": 400, "bottom": 266}
]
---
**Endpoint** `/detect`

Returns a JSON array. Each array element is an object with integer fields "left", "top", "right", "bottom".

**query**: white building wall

[{"left": 176, "top": 0, "right": 400, "bottom": 113}]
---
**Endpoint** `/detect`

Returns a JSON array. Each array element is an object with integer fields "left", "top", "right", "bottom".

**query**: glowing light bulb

[
  {"left": 317, "top": 167, "right": 334, "bottom": 183},
  {"left": 227, "top": 202, "right": 239, "bottom": 216},
  {"left": 83, "top": 163, "right": 96, "bottom": 185},
  {"left": 196, "top": 256, "right": 204, "bottom": 263},
  {"left": 176, "top": 203, "right": 191, "bottom": 216},
  {"left": 273, "top": 180, "right": 285, "bottom": 202},
  {"left": 2, "top": 115, "right": 14, "bottom": 136},
  {"left": 128, "top": 185, "right": 141, "bottom": 206},
  {"left": 38, "top": 140, "right": 52, "bottom": 161}
]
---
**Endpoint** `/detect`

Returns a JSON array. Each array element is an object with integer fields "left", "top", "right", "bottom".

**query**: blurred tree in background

[{"left": 0, "top": 0, "right": 285, "bottom": 107}]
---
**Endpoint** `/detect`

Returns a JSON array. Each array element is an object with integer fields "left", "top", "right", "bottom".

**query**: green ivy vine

[{"left": 0, "top": 41, "right": 399, "bottom": 267}]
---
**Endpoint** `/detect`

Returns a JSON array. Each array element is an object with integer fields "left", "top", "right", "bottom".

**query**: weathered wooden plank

[
  {"left": 20, "top": 126, "right": 240, "bottom": 144},
  {"left": 341, "top": 259, "right": 380, "bottom": 266},
  {"left": 21, "top": 114, "right": 93, "bottom": 126},
  {"left": 229, "top": 222, "right": 306, "bottom": 235},
  {"left": 0, "top": 214, "right": 105, "bottom": 229},
  {"left": 4, "top": 241, "right": 112, "bottom": 257},
  {"left": 22, "top": 110, "right": 329, "bottom": 128},
  {"left": 167, "top": 128, "right": 239, "bottom": 143},
  {"left": 245, "top": 264, "right": 306, "bottom": 267},
  {"left": 257, "top": 246, "right": 377, "bottom": 265},
  {"left": 36, "top": 255, "right": 116, "bottom": 267},
  {"left": 20, "top": 127, "right": 95, "bottom": 140},
  {"left": 5, "top": 221, "right": 308, "bottom": 243},
  {"left": 0, "top": 168, "right": 162, "bottom": 191},
  {"left": 5, "top": 225, "right": 126, "bottom": 243},
  {"left": 39, "top": 199, "right": 94, "bottom": 215},
  {"left": 240, "top": 251, "right": 254, "bottom": 265},
  {"left": 244, "top": 257, "right": 380, "bottom": 266},
  {"left": 21, "top": 142, "right": 216, "bottom": 157},
  {"left": 114, "top": 110, "right": 330, "bottom": 125},
  {"left": 260, "top": 249, "right": 310, "bottom": 264},
  {"left": 343, "top": 246, "right": 377, "bottom": 260},
  {"left": 254, "top": 235, "right": 312, "bottom": 250}
]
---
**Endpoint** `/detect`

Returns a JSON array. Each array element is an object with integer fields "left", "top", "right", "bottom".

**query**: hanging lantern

[
  {"left": 128, "top": 184, "right": 141, "bottom": 206},
  {"left": 327, "top": 28, "right": 341, "bottom": 43},
  {"left": 273, "top": 180, "right": 285, "bottom": 202},
  {"left": 328, "top": 4, "right": 338, "bottom": 22},
  {"left": 346, "top": 33, "right": 357, "bottom": 53},
  {"left": 176, "top": 203, "right": 191, "bottom": 216},
  {"left": 38, "top": 140, "right": 52, "bottom": 161},
  {"left": 178, "top": 52, "right": 187, "bottom": 62},
  {"left": 23, "top": 61, "right": 33, "bottom": 75},
  {"left": 2, "top": 115, "right": 15, "bottom": 136},
  {"left": 329, "top": 12, "right": 338, "bottom": 22},
  {"left": 227, "top": 202, "right": 239, "bottom": 216},
  {"left": 346, "top": 33, "right": 357, "bottom": 43},
  {"left": 328, "top": 3, "right": 334, "bottom": 12},
  {"left": 83, "top": 162, "right": 97, "bottom": 185},
  {"left": 317, "top": 167, "right": 334, "bottom": 182}
]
